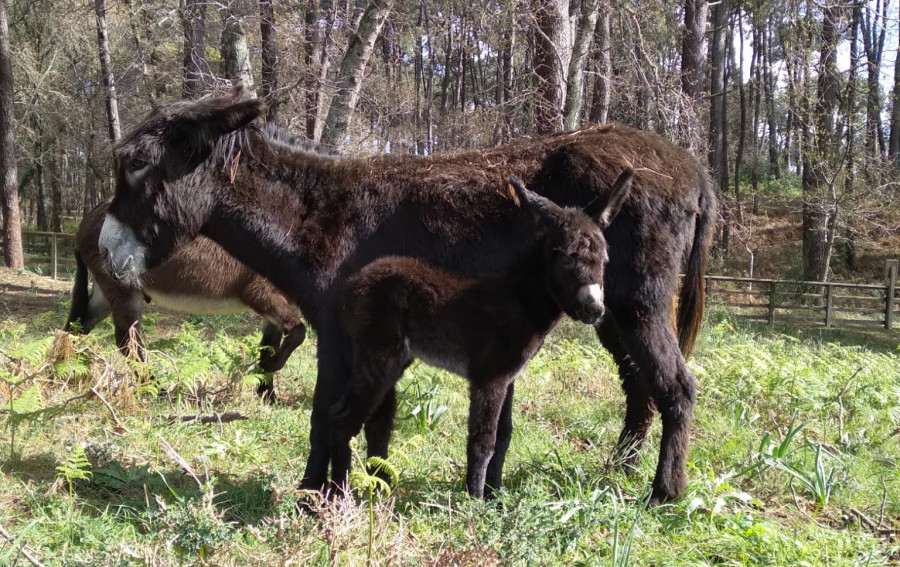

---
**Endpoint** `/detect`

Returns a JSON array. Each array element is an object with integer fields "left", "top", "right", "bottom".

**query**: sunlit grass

[{"left": 0, "top": 303, "right": 898, "bottom": 565}]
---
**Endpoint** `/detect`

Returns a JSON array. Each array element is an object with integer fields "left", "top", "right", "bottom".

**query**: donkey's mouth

[{"left": 98, "top": 213, "right": 148, "bottom": 288}]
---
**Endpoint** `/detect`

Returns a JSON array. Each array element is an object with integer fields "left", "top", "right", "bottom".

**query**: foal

[{"left": 331, "top": 171, "right": 633, "bottom": 498}]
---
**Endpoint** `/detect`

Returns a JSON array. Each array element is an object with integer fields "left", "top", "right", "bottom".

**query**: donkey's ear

[
  {"left": 509, "top": 175, "right": 564, "bottom": 230},
  {"left": 584, "top": 168, "right": 634, "bottom": 230},
  {"left": 180, "top": 97, "right": 267, "bottom": 148}
]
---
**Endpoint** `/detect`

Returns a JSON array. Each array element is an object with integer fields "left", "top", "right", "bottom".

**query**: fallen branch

[
  {"left": 0, "top": 521, "right": 46, "bottom": 567},
  {"left": 166, "top": 411, "right": 248, "bottom": 425}
]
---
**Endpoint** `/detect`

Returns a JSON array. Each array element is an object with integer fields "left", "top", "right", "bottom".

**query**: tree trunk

[
  {"left": 681, "top": 0, "right": 708, "bottom": 99},
  {"left": 220, "top": 4, "right": 254, "bottom": 90},
  {"left": 763, "top": 18, "right": 780, "bottom": 178},
  {"left": 802, "top": 2, "right": 840, "bottom": 282},
  {"left": 862, "top": 1, "right": 887, "bottom": 162},
  {"left": 588, "top": 6, "right": 611, "bottom": 124},
  {"left": 0, "top": 0, "right": 23, "bottom": 269},
  {"left": 843, "top": 1, "right": 861, "bottom": 272},
  {"left": 180, "top": 0, "right": 208, "bottom": 99},
  {"left": 50, "top": 141, "right": 62, "bottom": 233},
  {"left": 563, "top": 0, "right": 600, "bottom": 130},
  {"left": 889, "top": 11, "right": 900, "bottom": 162},
  {"left": 259, "top": 0, "right": 278, "bottom": 121},
  {"left": 320, "top": 0, "right": 396, "bottom": 149},
  {"left": 708, "top": 0, "right": 728, "bottom": 193},
  {"left": 94, "top": 0, "right": 121, "bottom": 144},
  {"left": 732, "top": 8, "right": 745, "bottom": 224},
  {"left": 532, "top": 0, "right": 570, "bottom": 134}
]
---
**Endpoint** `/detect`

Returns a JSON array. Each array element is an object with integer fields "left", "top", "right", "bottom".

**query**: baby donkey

[{"left": 331, "top": 169, "right": 634, "bottom": 498}]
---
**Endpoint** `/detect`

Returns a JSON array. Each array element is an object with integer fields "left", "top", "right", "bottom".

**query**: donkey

[
  {"left": 66, "top": 199, "right": 307, "bottom": 401},
  {"left": 332, "top": 172, "right": 632, "bottom": 498},
  {"left": 98, "top": 90, "right": 716, "bottom": 504}
]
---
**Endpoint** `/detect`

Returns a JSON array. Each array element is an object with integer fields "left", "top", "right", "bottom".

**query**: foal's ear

[
  {"left": 584, "top": 168, "right": 634, "bottom": 230},
  {"left": 509, "top": 175, "right": 564, "bottom": 230}
]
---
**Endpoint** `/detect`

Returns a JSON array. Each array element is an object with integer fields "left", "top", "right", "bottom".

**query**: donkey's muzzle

[
  {"left": 98, "top": 213, "right": 148, "bottom": 288},
  {"left": 575, "top": 284, "right": 605, "bottom": 324}
]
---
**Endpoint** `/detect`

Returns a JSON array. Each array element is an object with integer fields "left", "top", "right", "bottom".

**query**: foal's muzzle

[{"left": 575, "top": 284, "right": 606, "bottom": 325}]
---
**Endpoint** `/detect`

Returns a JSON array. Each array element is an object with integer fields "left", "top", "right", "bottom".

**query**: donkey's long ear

[
  {"left": 509, "top": 175, "right": 564, "bottom": 230},
  {"left": 584, "top": 168, "right": 634, "bottom": 230},
  {"left": 179, "top": 97, "right": 267, "bottom": 148}
]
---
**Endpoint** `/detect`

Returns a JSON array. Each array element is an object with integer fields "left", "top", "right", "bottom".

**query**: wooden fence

[
  {"left": 6, "top": 230, "right": 900, "bottom": 330},
  {"left": 20, "top": 230, "right": 78, "bottom": 280},
  {"left": 705, "top": 260, "right": 899, "bottom": 330}
]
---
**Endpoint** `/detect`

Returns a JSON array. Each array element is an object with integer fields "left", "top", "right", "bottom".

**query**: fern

[{"left": 57, "top": 445, "right": 93, "bottom": 497}]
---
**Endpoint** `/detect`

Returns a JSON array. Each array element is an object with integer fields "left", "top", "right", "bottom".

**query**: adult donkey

[
  {"left": 66, "top": 200, "right": 307, "bottom": 401},
  {"left": 98, "top": 91, "right": 715, "bottom": 503}
]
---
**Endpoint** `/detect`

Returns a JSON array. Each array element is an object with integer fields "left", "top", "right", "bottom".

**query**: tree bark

[
  {"left": 259, "top": 0, "right": 278, "bottom": 121},
  {"left": 180, "top": 0, "right": 208, "bottom": 99},
  {"left": 588, "top": 6, "right": 611, "bottom": 124},
  {"left": 320, "top": 0, "right": 396, "bottom": 149},
  {"left": 708, "top": 0, "right": 728, "bottom": 193},
  {"left": 802, "top": 2, "right": 841, "bottom": 282},
  {"left": 0, "top": 0, "right": 23, "bottom": 269},
  {"left": 861, "top": 0, "right": 887, "bottom": 161},
  {"left": 681, "top": 0, "right": 708, "bottom": 100},
  {"left": 94, "top": 0, "right": 121, "bottom": 144},
  {"left": 563, "top": 0, "right": 600, "bottom": 130},
  {"left": 220, "top": 4, "right": 254, "bottom": 90},
  {"left": 532, "top": 0, "right": 570, "bottom": 134},
  {"left": 889, "top": 10, "right": 900, "bottom": 162}
]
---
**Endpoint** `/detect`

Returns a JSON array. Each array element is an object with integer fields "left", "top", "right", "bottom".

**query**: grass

[{"left": 0, "top": 300, "right": 898, "bottom": 565}]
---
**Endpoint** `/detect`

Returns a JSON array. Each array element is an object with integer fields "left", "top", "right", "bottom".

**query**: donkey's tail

[
  {"left": 676, "top": 174, "right": 717, "bottom": 359},
  {"left": 64, "top": 251, "right": 90, "bottom": 333}
]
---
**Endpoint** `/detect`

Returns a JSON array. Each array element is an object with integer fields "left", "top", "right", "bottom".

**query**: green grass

[{"left": 0, "top": 302, "right": 898, "bottom": 565}]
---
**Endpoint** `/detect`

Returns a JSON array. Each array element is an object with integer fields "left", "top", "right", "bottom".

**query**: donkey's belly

[{"left": 144, "top": 290, "right": 249, "bottom": 315}]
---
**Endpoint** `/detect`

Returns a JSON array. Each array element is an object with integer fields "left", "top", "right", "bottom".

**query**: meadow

[{"left": 0, "top": 283, "right": 898, "bottom": 566}]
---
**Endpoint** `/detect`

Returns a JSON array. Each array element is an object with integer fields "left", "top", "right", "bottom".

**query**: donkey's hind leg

[
  {"left": 466, "top": 377, "right": 515, "bottom": 499},
  {"left": 596, "top": 318, "right": 656, "bottom": 469},
  {"left": 611, "top": 311, "right": 696, "bottom": 504},
  {"left": 329, "top": 352, "right": 407, "bottom": 495}
]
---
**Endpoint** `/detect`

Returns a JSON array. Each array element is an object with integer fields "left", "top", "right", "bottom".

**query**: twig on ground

[
  {"left": 165, "top": 411, "right": 248, "bottom": 425},
  {"left": 847, "top": 507, "right": 877, "bottom": 531},
  {"left": 0, "top": 521, "right": 46, "bottom": 567},
  {"left": 90, "top": 387, "right": 124, "bottom": 430}
]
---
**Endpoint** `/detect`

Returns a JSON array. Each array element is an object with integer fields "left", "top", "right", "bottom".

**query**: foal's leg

[
  {"left": 484, "top": 381, "right": 515, "bottom": 499},
  {"left": 330, "top": 353, "right": 407, "bottom": 493},
  {"left": 615, "top": 314, "right": 696, "bottom": 504},
  {"left": 596, "top": 318, "right": 656, "bottom": 468},
  {"left": 364, "top": 386, "right": 397, "bottom": 463},
  {"left": 467, "top": 377, "right": 515, "bottom": 499}
]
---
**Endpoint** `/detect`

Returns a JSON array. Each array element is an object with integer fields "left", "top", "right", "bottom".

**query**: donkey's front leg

[
  {"left": 301, "top": 323, "right": 351, "bottom": 492},
  {"left": 466, "top": 378, "right": 514, "bottom": 498},
  {"left": 484, "top": 381, "right": 515, "bottom": 499}
]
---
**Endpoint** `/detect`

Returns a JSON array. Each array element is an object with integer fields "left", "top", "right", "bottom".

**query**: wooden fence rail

[{"left": 6, "top": 231, "right": 900, "bottom": 331}]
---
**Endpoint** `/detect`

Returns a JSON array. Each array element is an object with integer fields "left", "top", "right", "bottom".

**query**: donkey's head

[
  {"left": 510, "top": 169, "right": 633, "bottom": 325},
  {"left": 99, "top": 88, "right": 266, "bottom": 286}
]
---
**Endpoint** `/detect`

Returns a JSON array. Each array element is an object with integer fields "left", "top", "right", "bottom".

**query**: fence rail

[
  {"left": 6, "top": 231, "right": 900, "bottom": 331},
  {"left": 705, "top": 259, "right": 899, "bottom": 330}
]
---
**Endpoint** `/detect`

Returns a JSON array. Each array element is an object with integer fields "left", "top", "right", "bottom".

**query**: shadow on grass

[
  {"left": 1, "top": 451, "right": 60, "bottom": 484},
  {"left": 75, "top": 461, "right": 278, "bottom": 527}
]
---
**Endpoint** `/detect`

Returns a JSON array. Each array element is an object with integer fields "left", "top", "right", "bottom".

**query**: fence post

[
  {"left": 705, "top": 277, "right": 712, "bottom": 307},
  {"left": 887, "top": 260, "right": 898, "bottom": 330},
  {"left": 51, "top": 233, "right": 58, "bottom": 280},
  {"left": 768, "top": 281, "right": 777, "bottom": 325},
  {"left": 825, "top": 283, "right": 834, "bottom": 327}
]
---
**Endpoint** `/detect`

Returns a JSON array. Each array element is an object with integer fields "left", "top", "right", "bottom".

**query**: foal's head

[
  {"left": 99, "top": 88, "right": 267, "bottom": 286},
  {"left": 510, "top": 169, "right": 633, "bottom": 325}
]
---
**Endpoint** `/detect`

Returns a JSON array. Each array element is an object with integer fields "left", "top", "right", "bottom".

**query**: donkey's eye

[{"left": 129, "top": 159, "right": 149, "bottom": 172}]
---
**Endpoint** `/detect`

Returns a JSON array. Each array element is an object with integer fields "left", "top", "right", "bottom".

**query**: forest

[{"left": 0, "top": 0, "right": 897, "bottom": 282}]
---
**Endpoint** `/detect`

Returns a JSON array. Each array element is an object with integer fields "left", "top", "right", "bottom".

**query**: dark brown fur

[
  {"left": 331, "top": 173, "right": 631, "bottom": 498},
  {"left": 66, "top": 200, "right": 306, "bottom": 400},
  {"left": 100, "top": 91, "right": 716, "bottom": 503}
]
